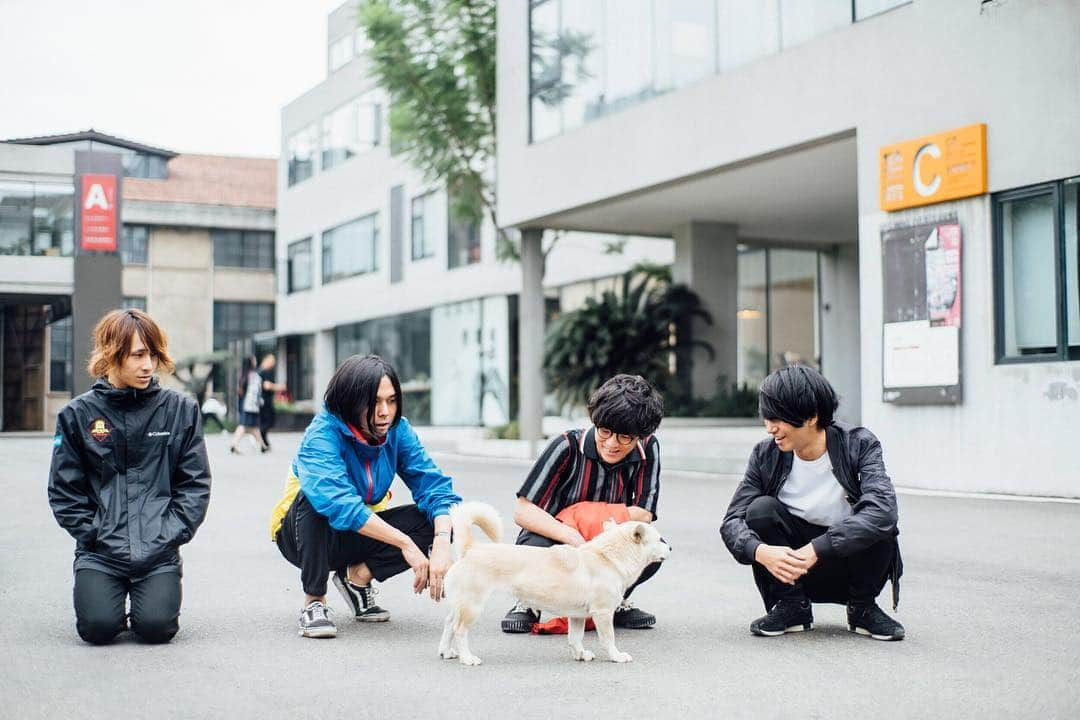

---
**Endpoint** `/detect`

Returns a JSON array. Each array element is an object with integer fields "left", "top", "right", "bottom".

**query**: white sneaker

[{"left": 298, "top": 600, "right": 337, "bottom": 638}]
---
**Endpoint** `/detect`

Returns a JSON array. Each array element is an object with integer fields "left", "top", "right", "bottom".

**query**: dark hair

[
  {"left": 758, "top": 365, "right": 839, "bottom": 429},
  {"left": 324, "top": 354, "right": 403, "bottom": 431},
  {"left": 88, "top": 308, "right": 174, "bottom": 377},
  {"left": 587, "top": 374, "right": 664, "bottom": 437}
]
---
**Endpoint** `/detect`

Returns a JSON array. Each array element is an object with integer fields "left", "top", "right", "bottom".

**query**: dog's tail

[{"left": 449, "top": 501, "right": 503, "bottom": 557}]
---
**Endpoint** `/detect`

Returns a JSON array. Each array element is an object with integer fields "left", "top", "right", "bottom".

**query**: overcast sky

[{"left": 0, "top": 0, "right": 347, "bottom": 157}]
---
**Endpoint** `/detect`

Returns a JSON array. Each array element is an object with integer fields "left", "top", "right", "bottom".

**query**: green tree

[
  {"left": 358, "top": 0, "right": 590, "bottom": 262},
  {"left": 543, "top": 263, "right": 714, "bottom": 412}
]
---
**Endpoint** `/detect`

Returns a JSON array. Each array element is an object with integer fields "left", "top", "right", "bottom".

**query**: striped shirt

[{"left": 516, "top": 428, "right": 661, "bottom": 520}]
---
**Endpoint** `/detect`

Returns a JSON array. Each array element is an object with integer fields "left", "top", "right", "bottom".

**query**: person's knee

[
  {"left": 745, "top": 496, "right": 783, "bottom": 530},
  {"left": 76, "top": 613, "right": 125, "bottom": 645},
  {"left": 131, "top": 612, "right": 179, "bottom": 644}
]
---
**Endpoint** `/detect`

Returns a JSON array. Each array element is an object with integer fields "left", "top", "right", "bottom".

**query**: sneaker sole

[
  {"left": 850, "top": 625, "right": 904, "bottom": 641},
  {"left": 299, "top": 626, "right": 337, "bottom": 638},
  {"left": 751, "top": 623, "right": 813, "bottom": 637},
  {"left": 615, "top": 619, "right": 656, "bottom": 629},
  {"left": 357, "top": 613, "right": 390, "bottom": 623},
  {"left": 501, "top": 620, "right": 534, "bottom": 633}
]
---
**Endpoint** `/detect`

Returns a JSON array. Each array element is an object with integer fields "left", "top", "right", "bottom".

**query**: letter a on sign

[{"left": 80, "top": 174, "right": 118, "bottom": 251}]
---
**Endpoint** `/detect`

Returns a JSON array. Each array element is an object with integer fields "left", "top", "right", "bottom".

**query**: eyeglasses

[{"left": 596, "top": 427, "right": 637, "bottom": 446}]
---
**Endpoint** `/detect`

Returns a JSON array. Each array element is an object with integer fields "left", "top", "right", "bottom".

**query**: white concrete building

[
  {"left": 274, "top": 2, "right": 671, "bottom": 426},
  {"left": 496, "top": 0, "right": 1080, "bottom": 497}
]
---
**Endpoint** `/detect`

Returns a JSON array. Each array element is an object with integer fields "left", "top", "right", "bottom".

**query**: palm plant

[{"left": 544, "top": 263, "right": 713, "bottom": 412}]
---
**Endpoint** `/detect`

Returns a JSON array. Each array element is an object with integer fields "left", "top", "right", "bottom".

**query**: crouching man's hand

[{"left": 754, "top": 544, "right": 813, "bottom": 585}]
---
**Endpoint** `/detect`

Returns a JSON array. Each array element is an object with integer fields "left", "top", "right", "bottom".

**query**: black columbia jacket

[
  {"left": 48, "top": 378, "right": 211, "bottom": 578},
  {"left": 720, "top": 421, "right": 903, "bottom": 607}
]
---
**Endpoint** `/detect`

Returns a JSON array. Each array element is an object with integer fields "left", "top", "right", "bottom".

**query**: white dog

[{"left": 438, "top": 501, "right": 671, "bottom": 666}]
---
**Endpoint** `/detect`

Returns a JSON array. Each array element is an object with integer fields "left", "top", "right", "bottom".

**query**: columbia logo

[{"left": 147, "top": 431, "right": 171, "bottom": 437}]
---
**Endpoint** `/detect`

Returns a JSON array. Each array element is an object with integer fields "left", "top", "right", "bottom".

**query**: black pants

[
  {"left": 259, "top": 409, "right": 274, "bottom": 446},
  {"left": 745, "top": 496, "right": 894, "bottom": 610},
  {"left": 515, "top": 529, "right": 663, "bottom": 599},
  {"left": 276, "top": 494, "right": 435, "bottom": 597},
  {"left": 73, "top": 568, "right": 181, "bottom": 645}
]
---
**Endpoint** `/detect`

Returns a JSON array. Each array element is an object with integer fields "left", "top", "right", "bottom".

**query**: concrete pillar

[
  {"left": 314, "top": 329, "right": 336, "bottom": 405},
  {"left": 672, "top": 222, "right": 738, "bottom": 400},
  {"left": 519, "top": 228, "right": 545, "bottom": 449}
]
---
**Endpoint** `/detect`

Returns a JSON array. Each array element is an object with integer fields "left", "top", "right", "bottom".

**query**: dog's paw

[
  {"left": 439, "top": 648, "right": 459, "bottom": 660},
  {"left": 459, "top": 654, "right": 483, "bottom": 666},
  {"left": 608, "top": 651, "right": 633, "bottom": 663},
  {"left": 570, "top": 647, "right": 595, "bottom": 662}
]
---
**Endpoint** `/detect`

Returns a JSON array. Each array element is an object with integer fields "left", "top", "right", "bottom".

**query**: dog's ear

[
  {"left": 633, "top": 524, "right": 646, "bottom": 544},
  {"left": 602, "top": 518, "right": 617, "bottom": 533}
]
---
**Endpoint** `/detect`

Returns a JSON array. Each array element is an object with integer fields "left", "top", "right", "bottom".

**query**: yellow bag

[{"left": 269, "top": 471, "right": 392, "bottom": 541}]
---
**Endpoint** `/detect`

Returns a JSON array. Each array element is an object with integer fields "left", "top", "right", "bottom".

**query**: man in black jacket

[
  {"left": 721, "top": 366, "right": 904, "bottom": 641},
  {"left": 48, "top": 309, "right": 211, "bottom": 644}
]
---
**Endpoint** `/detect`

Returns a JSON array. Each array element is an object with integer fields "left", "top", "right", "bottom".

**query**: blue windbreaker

[{"left": 292, "top": 409, "right": 461, "bottom": 532}]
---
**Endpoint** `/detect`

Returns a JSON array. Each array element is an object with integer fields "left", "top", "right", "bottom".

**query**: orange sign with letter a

[{"left": 879, "top": 124, "right": 987, "bottom": 212}]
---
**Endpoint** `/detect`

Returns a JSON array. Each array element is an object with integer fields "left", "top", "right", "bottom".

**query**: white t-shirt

[{"left": 777, "top": 450, "right": 852, "bottom": 527}]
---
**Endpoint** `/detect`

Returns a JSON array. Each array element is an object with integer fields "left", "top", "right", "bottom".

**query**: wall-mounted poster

[{"left": 881, "top": 217, "right": 962, "bottom": 404}]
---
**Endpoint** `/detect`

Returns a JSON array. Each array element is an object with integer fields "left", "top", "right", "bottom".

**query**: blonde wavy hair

[{"left": 87, "top": 309, "right": 175, "bottom": 378}]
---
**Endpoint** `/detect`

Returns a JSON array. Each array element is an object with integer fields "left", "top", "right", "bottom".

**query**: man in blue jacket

[{"left": 272, "top": 354, "right": 462, "bottom": 638}]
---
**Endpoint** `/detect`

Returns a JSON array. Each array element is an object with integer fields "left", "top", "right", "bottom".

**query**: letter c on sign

[{"left": 913, "top": 143, "right": 942, "bottom": 198}]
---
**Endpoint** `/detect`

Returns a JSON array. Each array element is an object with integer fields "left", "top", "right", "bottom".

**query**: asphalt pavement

[{"left": 1, "top": 431, "right": 1078, "bottom": 719}]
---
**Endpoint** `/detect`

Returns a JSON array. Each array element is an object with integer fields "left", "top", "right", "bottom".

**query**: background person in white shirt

[{"left": 721, "top": 366, "right": 905, "bottom": 641}]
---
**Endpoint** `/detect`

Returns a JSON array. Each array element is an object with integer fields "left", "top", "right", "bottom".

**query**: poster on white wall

[{"left": 881, "top": 216, "right": 962, "bottom": 405}]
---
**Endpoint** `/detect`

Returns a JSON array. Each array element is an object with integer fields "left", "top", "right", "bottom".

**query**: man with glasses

[{"left": 501, "top": 374, "right": 665, "bottom": 633}]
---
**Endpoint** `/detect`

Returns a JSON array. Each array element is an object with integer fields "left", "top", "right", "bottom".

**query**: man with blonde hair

[{"left": 48, "top": 309, "right": 211, "bottom": 644}]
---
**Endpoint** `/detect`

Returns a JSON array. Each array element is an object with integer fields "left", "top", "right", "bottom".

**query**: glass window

[
  {"left": 287, "top": 238, "right": 313, "bottom": 293},
  {"left": 997, "top": 189, "right": 1060, "bottom": 358},
  {"left": 122, "top": 296, "right": 147, "bottom": 311},
  {"left": 654, "top": 0, "right": 716, "bottom": 93},
  {"left": 287, "top": 123, "right": 318, "bottom": 186},
  {"left": 855, "top": 0, "right": 911, "bottom": 21},
  {"left": 447, "top": 193, "right": 480, "bottom": 269},
  {"left": 49, "top": 316, "right": 73, "bottom": 393},
  {"left": 213, "top": 229, "right": 274, "bottom": 269},
  {"left": 717, "top": 0, "right": 780, "bottom": 72},
  {"left": 322, "top": 212, "right": 380, "bottom": 283},
  {"left": 321, "top": 93, "right": 382, "bottom": 171},
  {"left": 122, "top": 152, "right": 168, "bottom": 179},
  {"left": 411, "top": 191, "right": 437, "bottom": 260},
  {"left": 120, "top": 225, "right": 149, "bottom": 264},
  {"left": 768, "top": 249, "right": 819, "bottom": 371},
  {"left": 779, "top": 0, "right": 851, "bottom": 49},
  {"left": 556, "top": 0, "right": 605, "bottom": 131},
  {"left": 329, "top": 33, "right": 353, "bottom": 72},
  {"left": 286, "top": 334, "right": 315, "bottom": 401},
  {"left": 1066, "top": 182, "right": 1079, "bottom": 348},
  {"left": 737, "top": 249, "right": 768, "bottom": 388},
  {"left": 213, "top": 301, "right": 275, "bottom": 351},
  {"left": 0, "top": 181, "right": 74, "bottom": 257},
  {"left": 602, "top": 0, "right": 654, "bottom": 113}
]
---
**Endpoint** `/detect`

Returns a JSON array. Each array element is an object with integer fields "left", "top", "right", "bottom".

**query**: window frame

[
  {"left": 287, "top": 237, "right": 313, "bottom": 293},
  {"left": 993, "top": 179, "right": 1078, "bottom": 364},
  {"left": 212, "top": 229, "right": 275, "bottom": 270},
  {"left": 321, "top": 212, "right": 380, "bottom": 284},
  {"left": 410, "top": 191, "right": 437, "bottom": 260}
]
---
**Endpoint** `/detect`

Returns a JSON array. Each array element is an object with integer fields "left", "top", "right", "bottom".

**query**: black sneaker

[
  {"left": 332, "top": 571, "right": 390, "bottom": 622},
  {"left": 613, "top": 599, "right": 656, "bottom": 629},
  {"left": 847, "top": 602, "right": 905, "bottom": 641},
  {"left": 750, "top": 598, "right": 814, "bottom": 636},
  {"left": 298, "top": 600, "right": 336, "bottom": 638},
  {"left": 500, "top": 602, "right": 540, "bottom": 633}
]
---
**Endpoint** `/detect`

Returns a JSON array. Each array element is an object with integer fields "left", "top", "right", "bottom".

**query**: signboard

[
  {"left": 880, "top": 124, "right": 987, "bottom": 212},
  {"left": 881, "top": 218, "right": 962, "bottom": 404},
  {"left": 79, "top": 174, "right": 118, "bottom": 251}
]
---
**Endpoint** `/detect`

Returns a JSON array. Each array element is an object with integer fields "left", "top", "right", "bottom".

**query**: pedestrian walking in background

[
  {"left": 230, "top": 355, "right": 268, "bottom": 453},
  {"left": 48, "top": 308, "right": 211, "bottom": 645},
  {"left": 258, "top": 353, "right": 286, "bottom": 451}
]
